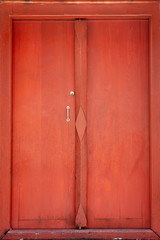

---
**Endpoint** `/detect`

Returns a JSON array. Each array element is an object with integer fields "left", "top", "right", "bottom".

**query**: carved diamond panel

[{"left": 76, "top": 107, "right": 86, "bottom": 142}]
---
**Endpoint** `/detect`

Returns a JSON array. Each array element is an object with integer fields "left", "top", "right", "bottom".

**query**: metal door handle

[{"left": 66, "top": 106, "right": 70, "bottom": 122}]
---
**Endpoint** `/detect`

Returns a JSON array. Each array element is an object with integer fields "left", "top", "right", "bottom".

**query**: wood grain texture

[
  {"left": 1, "top": 0, "right": 158, "bottom": 3},
  {"left": 8, "top": 1, "right": 159, "bottom": 16},
  {"left": 75, "top": 20, "right": 87, "bottom": 228},
  {"left": 0, "top": 1, "right": 160, "bottom": 239},
  {"left": 12, "top": 20, "right": 75, "bottom": 229},
  {"left": 0, "top": 3, "right": 12, "bottom": 237},
  {"left": 87, "top": 20, "right": 150, "bottom": 229},
  {"left": 150, "top": 6, "right": 160, "bottom": 236},
  {"left": 3, "top": 229, "right": 159, "bottom": 240}
]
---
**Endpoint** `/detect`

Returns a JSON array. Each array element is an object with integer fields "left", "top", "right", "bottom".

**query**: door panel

[
  {"left": 87, "top": 20, "right": 150, "bottom": 228},
  {"left": 12, "top": 19, "right": 150, "bottom": 230},
  {"left": 12, "top": 20, "right": 75, "bottom": 229}
]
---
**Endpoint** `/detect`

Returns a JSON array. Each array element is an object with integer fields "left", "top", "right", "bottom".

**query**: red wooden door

[
  {"left": 12, "top": 20, "right": 75, "bottom": 229},
  {"left": 87, "top": 20, "right": 150, "bottom": 228},
  {"left": 12, "top": 19, "right": 149, "bottom": 230}
]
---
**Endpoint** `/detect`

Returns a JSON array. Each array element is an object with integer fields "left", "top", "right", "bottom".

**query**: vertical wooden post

[
  {"left": 75, "top": 20, "right": 87, "bottom": 228},
  {"left": 0, "top": 4, "right": 12, "bottom": 237}
]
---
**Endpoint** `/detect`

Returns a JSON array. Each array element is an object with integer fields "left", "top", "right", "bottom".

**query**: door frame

[{"left": 0, "top": 1, "right": 160, "bottom": 239}]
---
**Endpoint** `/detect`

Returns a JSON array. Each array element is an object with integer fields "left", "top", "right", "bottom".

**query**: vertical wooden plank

[
  {"left": 151, "top": 3, "right": 160, "bottom": 237},
  {"left": 0, "top": 3, "right": 12, "bottom": 238},
  {"left": 75, "top": 20, "right": 87, "bottom": 228},
  {"left": 87, "top": 19, "right": 150, "bottom": 229},
  {"left": 12, "top": 20, "right": 42, "bottom": 228},
  {"left": 12, "top": 20, "right": 75, "bottom": 229}
]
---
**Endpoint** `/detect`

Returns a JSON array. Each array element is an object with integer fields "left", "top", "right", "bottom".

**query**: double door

[{"left": 12, "top": 19, "right": 150, "bottom": 229}]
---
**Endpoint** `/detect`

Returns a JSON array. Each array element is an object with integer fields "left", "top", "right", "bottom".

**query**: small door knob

[{"left": 70, "top": 91, "right": 75, "bottom": 96}]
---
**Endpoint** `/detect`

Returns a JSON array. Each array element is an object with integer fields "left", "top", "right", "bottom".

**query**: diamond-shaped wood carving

[
  {"left": 76, "top": 107, "right": 86, "bottom": 141},
  {"left": 76, "top": 203, "right": 87, "bottom": 228}
]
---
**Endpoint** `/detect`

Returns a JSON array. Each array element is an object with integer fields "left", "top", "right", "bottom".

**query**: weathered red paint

[
  {"left": 0, "top": 1, "right": 160, "bottom": 239},
  {"left": 87, "top": 19, "right": 150, "bottom": 229},
  {"left": 2, "top": 229, "right": 159, "bottom": 240},
  {"left": 75, "top": 20, "right": 88, "bottom": 228},
  {"left": 12, "top": 19, "right": 75, "bottom": 229}
]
